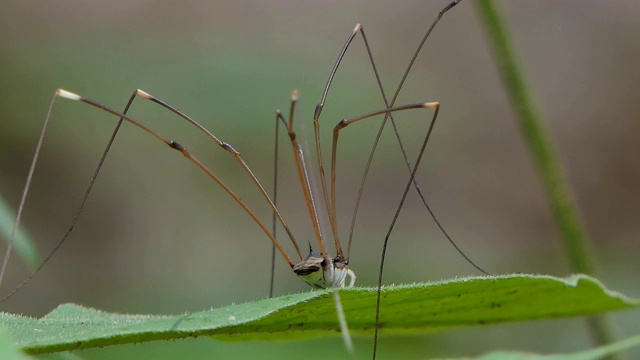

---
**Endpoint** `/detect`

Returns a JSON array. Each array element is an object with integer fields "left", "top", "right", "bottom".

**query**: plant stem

[{"left": 474, "top": 0, "right": 615, "bottom": 353}]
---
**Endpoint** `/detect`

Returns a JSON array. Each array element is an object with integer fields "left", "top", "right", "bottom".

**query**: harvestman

[{"left": 0, "top": 0, "right": 486, "bottom": 358}]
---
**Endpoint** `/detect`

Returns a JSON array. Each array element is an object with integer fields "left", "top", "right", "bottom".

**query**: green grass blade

[
  {"left": 1, "top": 274, "right": 637, "bottom": 355},
  {"left": 474, "top": 0, "right": 613, "bottom": 349},
  {"left": 0, "top": 193, "right": 40, "bottom": 270},
  {"left": 474, "top": 0, "right": 596, "bottom": 277}
]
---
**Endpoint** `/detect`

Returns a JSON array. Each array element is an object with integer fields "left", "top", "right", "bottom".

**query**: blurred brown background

[{"left": 0, "top": 1, "right": 638, "bottom": 359}]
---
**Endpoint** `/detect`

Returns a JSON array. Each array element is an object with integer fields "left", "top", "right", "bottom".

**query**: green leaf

[
  {"left": 443, "top": 333, "right": 640, "bottom": 360},
  {"left": 0, "top": 193, "right": 40, "bottom": 270},
  {"left": 1, "top": 274, "right": 638, "bottom": 355},
  {"left": 0, "top": 328, "right": 33, "bottom": 360}
]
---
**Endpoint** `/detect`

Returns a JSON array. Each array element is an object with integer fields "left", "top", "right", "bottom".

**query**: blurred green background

[{"left": 0, "top": 1, "right": 639, "bottom": 359}]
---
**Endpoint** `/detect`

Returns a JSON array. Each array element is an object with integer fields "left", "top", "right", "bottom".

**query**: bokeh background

[{"left": 1, "top": 1, "right": 639, "bottom": 359}]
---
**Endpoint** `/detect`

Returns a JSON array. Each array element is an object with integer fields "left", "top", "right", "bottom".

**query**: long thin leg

[
  {"left": 298, "top": 102, "right": 437, "bottom": 356},
  {"left": 321, "top": 2, "right": 469, "bottom": 359},
  {"left": 0, "top": 93, "right": 63, "bottom": 293},
  {"left": 312, "top": 23, "right": 365, "bottom": 261},
  {"left": 371, "top": 105, "right": 440, "bottom": 359},
  {"left": 2, "top": 93, "right": 133, "bottom": 301},
  {"left": 129, "top": 89, "right": 309, "bottom": 296},
  {"left": 329, "top": 103, "right": 442, "bottom": 260},
  {"left": 132, "top": 90, "right": 304, "bottom": 260},
  {"left": 330, "top": 102, "right": 440, "bottom": 211},
  {"left": 366, "top": 4, "right": 470, "bottom": 359},
  {"left": 352, "top": 1, "right": 487, "bottom": 272},
  {"left": 276, "top": 92, "right": 328, "bottom": 262},
  {"left": 312, "top": 21, "right": 432, "bottom": 261},
  {"left": 311, "top": 3, "right": 491, "bottom": 296},
  {"left": 327, "top": 102, "right": 441, "bottom": 358},
  {"left": 269, "top": 108, "right": 282, "bottom": 298},
  {"left": 1, "top": 89, "right": 303, "bottom": 302},
  {"left": 311, "top": 2, "right": 475, "bottom": 269},
  {"left": 64, "top": 90, "right": 297, "bottom": 265},
  {"left": 331, "top": 2, "right": 488, "bottom": 275}
]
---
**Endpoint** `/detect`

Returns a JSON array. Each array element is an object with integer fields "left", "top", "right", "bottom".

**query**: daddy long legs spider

[
  {"left": 0, "top": 2, "right": 512, "bottom": 360},
  {"left": 0, "top": 0, "right": 482, "bottom": 304},
  {"left": 1, "top": 2, "right": 481, "bottom": 358},
  {"left": 5, "top": 0, "right": 636, "bottom": 360}
]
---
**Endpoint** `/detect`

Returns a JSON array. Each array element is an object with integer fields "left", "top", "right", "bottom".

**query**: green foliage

[
  {"left": 475, "top": 0, "right": 614, "bottom": 348},
  {"left": 0, "top": 329, "right": 31, "bottom": 360},
  {"left": 447, "top": 334, "right": 640, "bottom": 360},
  {"left": 1, "top": 274, "right": 638, "bottom": 357},
  {"left": 0, "top": 194, "right": 39, "bottom": 270}
]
